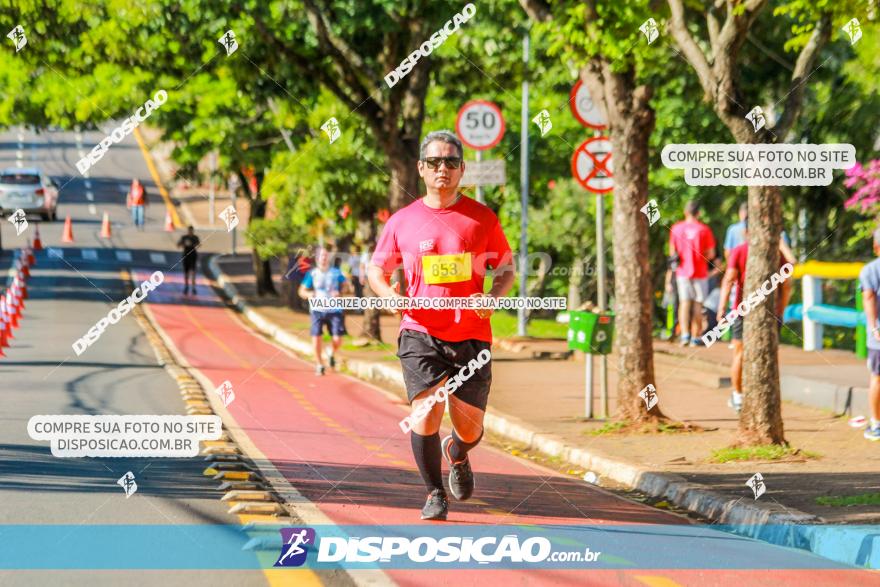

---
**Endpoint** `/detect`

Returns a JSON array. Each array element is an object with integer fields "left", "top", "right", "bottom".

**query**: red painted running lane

[{"left": 140, "top": 272, "right": 877, "bottom": 586}]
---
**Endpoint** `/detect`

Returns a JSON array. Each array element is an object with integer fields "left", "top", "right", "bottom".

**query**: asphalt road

[
  {"left": 0, "top": 127, "right": 266, "bottom": 586},
  {"left": 0, "top": 127, "right": 877, "bottom": 586}
]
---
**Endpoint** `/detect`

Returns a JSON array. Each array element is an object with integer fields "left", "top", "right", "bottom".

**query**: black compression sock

[
  {"left": 411, "top": 431, "right": 444, "bottom": 493},
  {"left": 448, "top": 429, "right": 483, "bottom": 463}
]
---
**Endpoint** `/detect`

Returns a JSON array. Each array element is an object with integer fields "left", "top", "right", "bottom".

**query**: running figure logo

[
  {"left": 532, "top": 110, "right": 552, "bottom": 137},
  {"left": 640, "top": 199, "right": 660, "bottom": 226},
  {"left": 842, "top": 18, "right": 862, "bottom": 46},
  {"left": 219, "top": 205, "right": 239, "bottom": 232},
  {"left": 639, "top": 18, "right": 659, "bottom": 45},
  {"left": 745, "top": 472, "right": 766, "bottom": 500},
  {"left": 638, "top": 384, "right": 658, "bottom": 411},
  {"left": 321, "top": 118, "right": 341, "bottom": 144},
  {"left": 117, "top": 471, "right": 138, "bottom": 498},
  {"left": 7, "top": 25, "right": 26, "bottom": 52},
  {"left": 218, "top": 30, "right": 238, "bottom": 55},
  {"left": 214, "top": 380, "right": 236, "bottom": 407},
  {"left": 745, "top": 106, "right": 766, "bottom": 132},
  {"left": 274, "top": 528, "right": 316, "bottom": 567},
  {"left": 8, "top": 209, "right": 28, "bottom": 236}
]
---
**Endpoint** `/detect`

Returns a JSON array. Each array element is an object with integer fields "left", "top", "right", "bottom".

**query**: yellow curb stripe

[
  {"left": 634, "top": 576, "right": 684, "bottom": 587},
  {"left": 132, "top": 126, "right": 182, "bottom": 228}
]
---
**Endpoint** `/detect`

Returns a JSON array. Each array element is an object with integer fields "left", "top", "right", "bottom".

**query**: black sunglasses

[{"left": 422, "top": 156, "right": 462, "bottom": 170}]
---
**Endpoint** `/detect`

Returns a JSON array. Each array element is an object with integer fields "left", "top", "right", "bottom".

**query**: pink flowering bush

[{"left": 844, "top": 159, "right": 880, "bottom": 211}]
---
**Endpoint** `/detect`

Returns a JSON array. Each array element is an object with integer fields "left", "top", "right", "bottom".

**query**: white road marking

[
  {"left": 88, "top": 204, "right": 96, "bottom": 215},
  {"left": 84, "top": 180, "right": 92, "bottom": 189},
  {"left": 149, "top": 252, "right": 166, "bottom": 264},
  {"left": 47, "top": 248, "right": 63, "bottom": 259},
  {"left": 86, "top": 191, "right": 94, "bottom": 201},
  {"left": 82, "top": 249, "right": 98, "bottom": 260},
  {"left": 116, "top": 251, "right": 133, "bottom": 262},
  {"left": 15, "top": 161, "right": 22, "bottom": 168}
]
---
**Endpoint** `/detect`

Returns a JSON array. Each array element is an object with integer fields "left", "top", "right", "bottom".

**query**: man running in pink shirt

[
  {"left": 368, "top": 130, "right": 516, "bottom": 521},
  {"left": 669, "top": 201, "right": 716, "bottom": 346}
]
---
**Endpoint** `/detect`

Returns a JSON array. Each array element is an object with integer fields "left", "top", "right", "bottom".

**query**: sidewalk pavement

[{"left": 205, "top": 253, "right": 880, "bottom": 567}]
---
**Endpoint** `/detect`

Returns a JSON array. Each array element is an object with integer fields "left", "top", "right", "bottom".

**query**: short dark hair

[
  {"left": 419, "top": 130, "right": 463, "bottom": 160},
  {"left": 684, "top": 200, "right": 700, "bottom": 216}
]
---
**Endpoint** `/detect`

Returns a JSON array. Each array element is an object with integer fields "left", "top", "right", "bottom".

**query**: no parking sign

[{"left": 571, "top": 136, "right": 613, "bottom": 194}]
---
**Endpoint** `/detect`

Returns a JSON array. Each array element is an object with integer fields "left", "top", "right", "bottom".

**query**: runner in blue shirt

[{"left": 299, "top": 246, "right": 349, "bottom": 375}]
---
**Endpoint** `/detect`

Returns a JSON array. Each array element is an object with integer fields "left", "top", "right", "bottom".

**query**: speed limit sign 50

[{"left": 455, "top": 100, "right": 505, "bottom": 150}]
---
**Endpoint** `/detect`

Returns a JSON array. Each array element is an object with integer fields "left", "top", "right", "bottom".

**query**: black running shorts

[{"left": 396, "top": 329, "right": 492, "bottom": 411}]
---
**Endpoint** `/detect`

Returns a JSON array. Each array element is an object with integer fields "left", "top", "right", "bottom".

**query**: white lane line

[
  {"left": 116, "top": 251, "right": 133, "bottom": 262},
  {"left": 84, "top": 180, "right": 92, "bottom": 189},
  {"left": 86, "top": 191, "right": 94, "bottom": 201},
  {"left": 47, "top": 248, "right": 63, "bottom": 259},
  {"left": 88, "top": 204, "right": 96, "bottom": 215},
  {"left": 82, "top": 249, "right": 98, "bottom": 260},
  {"left": 15, "top": 160, "right": 22, "bottom": 168},
  {"left": 149, "top": 252, "right": 166, "bottom": 264}
]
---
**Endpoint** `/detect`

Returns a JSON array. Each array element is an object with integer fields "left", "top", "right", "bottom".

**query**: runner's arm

[
  {"left": 864, "top": 287, "right": 880, "bottom": 342},
  {"left": 777, "top": 275, "right": 792, "bottom": 317},
  {"left": 778, "top": 238, "right": 796, "bottom": 266},
  {"left": 486, "top": 259, "right": 516, "bottom": 299},
  {"left": 717, "top": 264, "right": 736, "bottom": 322},
  {"left": 298, "top": 272, "right": 315, "bottom": 300},
  {"left": 366, "top": 264, "right": 401, "bottom": 299}
]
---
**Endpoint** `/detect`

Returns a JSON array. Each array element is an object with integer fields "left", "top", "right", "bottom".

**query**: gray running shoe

[
  {"left": 420, "top": 489, "right": 448, "bottom": 520},
  {"left": 442, "top": 435, "right": 475, "bottom": 501}
]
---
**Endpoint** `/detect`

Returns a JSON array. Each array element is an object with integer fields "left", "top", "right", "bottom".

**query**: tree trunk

[
  {"left": 388, "top": 147, "right": 421, "bottom": 212},
  {"left": 358, "top": 217, "right": 382, "bottom": 341},
  {"left": 246, "top": 178, "right": 277, "bottom": 297},
  {"left": 740, "top": 184, "right": 785, "bottom": 444},
  {"left": 611, "top": 107, "right": 665, "bottom": 422}
]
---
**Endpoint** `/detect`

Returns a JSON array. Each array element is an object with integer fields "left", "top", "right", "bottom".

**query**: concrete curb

[{"left": 206, "top": 254, "right": 878, "bottom": 569}]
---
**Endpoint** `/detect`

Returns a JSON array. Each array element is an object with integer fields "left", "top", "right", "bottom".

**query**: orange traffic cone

[
  {"left": 27, "top": 243, "right": 35, "bottom": 265},
  {"left": 61, "top": 215, "right": 74, "bottom": 243},
  {"left": 100, "top": 212, "right": 112, "bottom": 238},
  {"left": 32, "top": 227, "right": 43, "bottom": 251},
  {"left": 1, "top": 298, "right": 11, "bottom": 340},
  {"left": 164, "top": 210, "right": 174, "bottom": 232}
]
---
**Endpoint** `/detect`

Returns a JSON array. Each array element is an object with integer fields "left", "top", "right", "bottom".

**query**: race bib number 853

[{"left": 422, "top": 253, "right": 472, "bottom": 285}]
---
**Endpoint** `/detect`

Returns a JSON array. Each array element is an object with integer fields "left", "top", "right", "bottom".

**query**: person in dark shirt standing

[{"left": 177, "top": 226, "right": 201, "bottom": 295}]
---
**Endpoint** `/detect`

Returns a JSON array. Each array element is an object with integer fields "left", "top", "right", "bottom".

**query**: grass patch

[
  {"left": 816, "top": 493, "right": 880, "bottom": 507},
  {"left": 588, "top": 420, "right": 630, "bottom": 436},
  {"left": 490, "top": 311, "right": 569, "bottom": 339},
  {"left": 710, "top": 444, "right": 820, "bottom": 463}
]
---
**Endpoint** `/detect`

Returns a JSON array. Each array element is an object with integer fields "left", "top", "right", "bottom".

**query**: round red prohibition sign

[
  {"left": 569, "top": 80, "right": 608, "bottom": 131},
  {"left": 571, "top": 136, "right": 613, "bottom": 194},
  {"left": 455, "top": 100, "right": 505, "bottom": 151}
]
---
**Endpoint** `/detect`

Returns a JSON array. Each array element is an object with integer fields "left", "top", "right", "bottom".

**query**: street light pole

[{"left": 517, "top": 28, "right": 530, "bottom": 338}]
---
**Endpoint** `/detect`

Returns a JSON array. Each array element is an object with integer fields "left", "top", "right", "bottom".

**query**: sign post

[
  {"left": 455, "top": 100, "right": 505, "bottom": 205},
  {"left": 571, "top": 109, "right": 613, "bottom": 418}
]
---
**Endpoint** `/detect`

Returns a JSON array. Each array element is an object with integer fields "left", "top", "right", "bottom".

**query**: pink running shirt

[
  {"left": 371, "top": 195, "right": 513, "bottom": 343},
  {"left": 669, "top": 220, "right": 716, "bottom": 279}
]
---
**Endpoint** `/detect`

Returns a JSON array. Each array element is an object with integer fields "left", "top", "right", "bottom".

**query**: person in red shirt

[
  {"left": 126, "top": 178, "right": 149, "bottom": 230},
  {"left": 717, "top": 221, "right": 794, "bottom": 412},
  {"left": 668, "top": 201, "right": 716, "bottom": 346},
  {"left": 368, "top": 130, "right": 515, "bottom": 521}
]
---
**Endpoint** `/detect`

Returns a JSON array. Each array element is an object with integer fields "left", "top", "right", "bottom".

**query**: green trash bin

[{"left": 567, "top": 310, "right": 615, "bottom": 355}]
